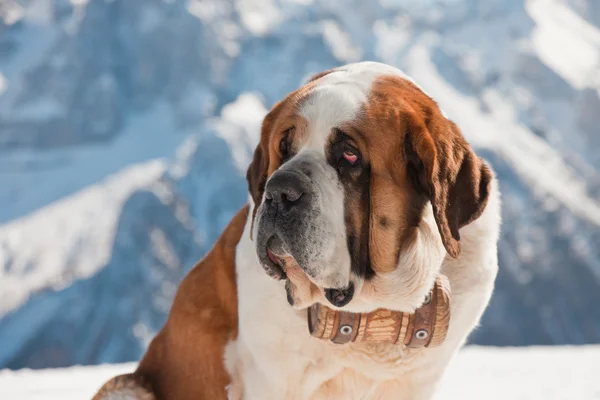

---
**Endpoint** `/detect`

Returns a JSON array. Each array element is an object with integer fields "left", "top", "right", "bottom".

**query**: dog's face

[{"left": 247, "top": 62, "right": 491, "bottom": 312}]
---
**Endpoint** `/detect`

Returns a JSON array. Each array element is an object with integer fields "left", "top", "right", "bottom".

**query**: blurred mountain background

[{"left": 0, "top": 0, "right": 599, "bottom": 369}]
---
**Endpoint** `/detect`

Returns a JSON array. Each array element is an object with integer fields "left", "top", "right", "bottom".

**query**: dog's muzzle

[{"left": 255, "top": 158, "right": 352, "bottom": 302}]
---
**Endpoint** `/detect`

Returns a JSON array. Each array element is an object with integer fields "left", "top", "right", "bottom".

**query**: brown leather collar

[{"left": 307, "top": 275, "right": 451, "bottom": 348}]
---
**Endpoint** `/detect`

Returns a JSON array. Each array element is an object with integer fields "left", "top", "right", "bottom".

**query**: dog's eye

[
  {"left": 339, "top": 147, "right": 360, "bottom": 168},
  {"left": 279, "top": 137, "right": 288, "bottom": 157},
  {"left": 279, "top": 128, "right": 294, "bottom": 160},
  {"left": 342, "top": 150, "right": 358, "bottom": 166}
]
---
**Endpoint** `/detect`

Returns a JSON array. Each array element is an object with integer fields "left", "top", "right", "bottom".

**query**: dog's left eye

[
  {"left": 342, "top": 150, "right": 358, "bottom": 166},
  {"left": 339, "top": 147, "right": 360, "bottom": 168},
  {"left": 279, "top": 128, "right": 295, "bottom": 161},
  {"left": 279, "top": 137, "right": 289, "bottom": 157}
]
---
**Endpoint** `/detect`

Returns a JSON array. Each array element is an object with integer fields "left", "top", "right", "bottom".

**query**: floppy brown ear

[
  {"left": 246, "top": 144, "right": 266, "bottom": 210},
  {"left": 404, "top": 114, "right": 492, "bottom": 258}
]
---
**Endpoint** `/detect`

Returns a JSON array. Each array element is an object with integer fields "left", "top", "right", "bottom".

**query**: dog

[{"left": 93, "top": 61, "right": 500, "bottom": 400}]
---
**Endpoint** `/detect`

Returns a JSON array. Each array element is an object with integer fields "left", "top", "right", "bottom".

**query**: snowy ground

[{"left": 0, "top": 346, "right": 598, "bottom": 399}]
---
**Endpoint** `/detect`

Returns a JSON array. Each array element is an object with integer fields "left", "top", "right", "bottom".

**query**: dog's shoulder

[
  {"left": 93, "top": 205, "right": 249, "bottom": 400},
  {"left": 167, "top": 203, "right": 248, "bottom": 331}
]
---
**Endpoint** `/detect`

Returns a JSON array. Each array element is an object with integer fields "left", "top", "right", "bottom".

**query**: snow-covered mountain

[{"left": 1, "top": 0, "right": 599, "bottom": 369}]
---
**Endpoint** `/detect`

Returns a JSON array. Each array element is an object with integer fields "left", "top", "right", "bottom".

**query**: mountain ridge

[{"left": 1, "top": 0, "right": 599, "bottom": 368}]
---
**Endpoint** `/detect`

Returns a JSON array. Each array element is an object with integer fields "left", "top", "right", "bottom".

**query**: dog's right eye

[
  {"left": 337, "top": 144, "right": 361, "bottom": 170},
  {"left": 342, "top": 150, "right": 358, "bottom": 166},
  {"left": 279, "top": 137, "right": 288, "bottom": 157},
  {"left": 279, "top": 128, "right": 294, "bottom": 161}
]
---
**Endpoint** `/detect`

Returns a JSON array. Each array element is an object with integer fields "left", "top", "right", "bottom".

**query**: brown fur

[
  {"left": 92, "top": 373, "right": 155, "bottom": 400},
  {"left": 93, "top": 207, "right": 248, "bottom": 400},
  {"left": 246, "top": 73, "right": 334, "bottom": 235},
  {"left": 357, "top": 76, "right": 491, "bottom": 267}
]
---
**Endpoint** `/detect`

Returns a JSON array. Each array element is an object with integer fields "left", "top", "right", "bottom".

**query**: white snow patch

[
  {"left": 1, "top": 347, "right": 599, "bottom": 399},
  {"left": 0, "top": 363, "right": 137, "bottom": 400},
  {"left": 1, "top": 1, "right": 24, "bottom": 25},
  {"left": 0, "top": 101, "right": 185, "bottom": 223},
  {"left": 437, "top": 346, "right": 600, "bottom": 399},
  {"left": 214, "top": 93, "right": 267, "bottom": 170},
  {"left": 322, "top": 20, "right": 363, "bottom": 63},
  {"left": 24, "top": 0, "right": 54, "bottom": 25},
  {"left": 373, "top": 17, "right": 412, "bottom": 64},
  {"left": 235, "top": 0, "right": 282, "bottom": 36},
  {"left": 0, "top": 74, "right": 6, "bottom": 96},
  {"left": 219, "top": 93, "right": 266, "bottom": 142},
  {"left": 527, "top": 0, "right": 600, "bottom": 89},
  {"left": 0, "top": 160, "right": 166, "bottom": 316}
]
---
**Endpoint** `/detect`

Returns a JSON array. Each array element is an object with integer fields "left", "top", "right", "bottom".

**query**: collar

[{"left": 307, "top": 275, "right": 450, "bottom": 348}]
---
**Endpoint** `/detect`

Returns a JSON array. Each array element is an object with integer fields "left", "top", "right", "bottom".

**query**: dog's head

[{"left": 248, "top": 62, "right": 491, "bottom": 312}]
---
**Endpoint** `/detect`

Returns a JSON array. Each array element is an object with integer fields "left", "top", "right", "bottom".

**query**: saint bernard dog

[{"left": 93, "top": 61, "right": 500, "bottom": 400}]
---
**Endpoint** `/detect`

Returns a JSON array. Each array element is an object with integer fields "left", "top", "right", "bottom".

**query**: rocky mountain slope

[{"left": 0, "top": 0, "right": 599, "bottom": 368}]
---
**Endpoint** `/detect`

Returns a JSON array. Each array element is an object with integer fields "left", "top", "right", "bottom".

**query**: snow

[
  {"left": 0, "top": 160, "right": 166, "bottom": 316},
  {"left": 215, "top": 93, "right": 267, "bottom": 170},
  {"left": 235, "top": 0, "right": 282, "bottom": 36},
  {"left": 527, "top": 0, "right": 600, "bottom": 89},
  {"left": 0, "top": 362, "right": 136, "bottom": 400},
  {"left": 0, "top": 73, "right": 6, "bottom": 96},
  {"left": 0, "top": 101, "right": 185, "bottom": 223},
  {"left": 1, "top": 346, "right": 599, "bottom": 399},
  {"left": 322, "top": 20, "right": 363, "bottom": 63},
  {"left": 438, "top": 346, "right": 600, "bottom": 399}
]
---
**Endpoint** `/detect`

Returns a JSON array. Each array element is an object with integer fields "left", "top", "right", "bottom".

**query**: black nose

[
  {"left": 264, "top": 171, "right": 310, "bottom": 212},
  {"left": 325, "top": 282, "right": 355, "bottom": 308}
]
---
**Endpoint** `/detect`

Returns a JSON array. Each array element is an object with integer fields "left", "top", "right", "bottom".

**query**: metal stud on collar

[
  {"left": 339, "top": 325, "right": 353, "bottom": 335},
  {"left": 307, "top": 275, "right": 451, "bottom": 347},
  {"left": 423, "top": 292, "right": 432, "bottom": 305},
  {"left": 415, "top": 329, "right": 429, "bottom": 340}
]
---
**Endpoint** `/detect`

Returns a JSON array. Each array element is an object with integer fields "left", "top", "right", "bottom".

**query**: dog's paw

[{"left": 92, "top": 374, "right": 155, "bottom": 400}]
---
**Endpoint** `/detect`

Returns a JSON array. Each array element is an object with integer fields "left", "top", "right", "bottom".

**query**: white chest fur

[{"left": 225, "top": 180, "right": 500, "bottom": 400}]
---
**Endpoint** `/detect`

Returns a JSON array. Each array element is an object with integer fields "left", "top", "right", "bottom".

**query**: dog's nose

[
  {"left": 325, "top": 282, "right": 355, "bottom": 308},
  {"left": 264, "top": 171, "right": 309, "bottom": 212}
]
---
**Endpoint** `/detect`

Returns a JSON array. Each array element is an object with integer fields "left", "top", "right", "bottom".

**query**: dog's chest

[
  {"left": 300, "top": 343, "right": 431, "bottom": 400},
  {"left": 226, "top": 304, "right": 435, "bottom": 400},
  {"left": 228, "top": 236, "right": 446, "bottom": 400}
]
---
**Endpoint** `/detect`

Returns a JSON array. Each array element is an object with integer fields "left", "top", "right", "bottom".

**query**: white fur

[
  {"left": 290, "top": 62, "right": 422, "bottom": 291},
  {"left": 253, "top": 149, "right": 350, "bottom": 289},
  {"left": 97, "top": 395, "right": 138, "bottom": 400},
  {"left": 353, "top": 204, "right": 447, "bottom": 313},
  {"left": 227, "top": 178, "right": 500, "bottom": 400},
  {"left": 226, "top": 62, "right": 500, "bottom": 399},
  {"left": 299, "top": 62, "right": 414, "bottom": 147},
  {"left": 95, "top": 390, "right": 151, "bottom": 400}
]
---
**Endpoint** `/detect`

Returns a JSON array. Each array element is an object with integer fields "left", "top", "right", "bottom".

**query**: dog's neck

[
  {"left": 242, "top": 203, "right": 450, "bottom": 348},
  {"left": 307, "top": 275, "right": 451, "bottom": 348}
]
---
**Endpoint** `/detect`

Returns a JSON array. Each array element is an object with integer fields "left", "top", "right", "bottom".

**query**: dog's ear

[
  {"left": 404, "top": 112, "right": 492, "bottom": 258},
  {"left": 246, "top": 144, "right": 266, "bottom": 211},
  {"left": 246, "top": 102, "right": 284, "bottom": 238}
]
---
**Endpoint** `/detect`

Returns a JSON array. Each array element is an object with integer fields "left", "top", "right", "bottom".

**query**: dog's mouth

[
  {"left": 262, "top": 235, "right": 355, "bottom": 308},
  {"left": 258, "top": 235, "right": 289, "bottom": 280},
  {"left": 267, "top": 246, "right": 287, "bottom": 266}
]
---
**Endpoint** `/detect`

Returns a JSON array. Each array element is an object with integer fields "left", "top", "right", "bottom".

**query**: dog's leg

[{"left": 92, "top": 373, "right": 156, "bottom": 400}]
